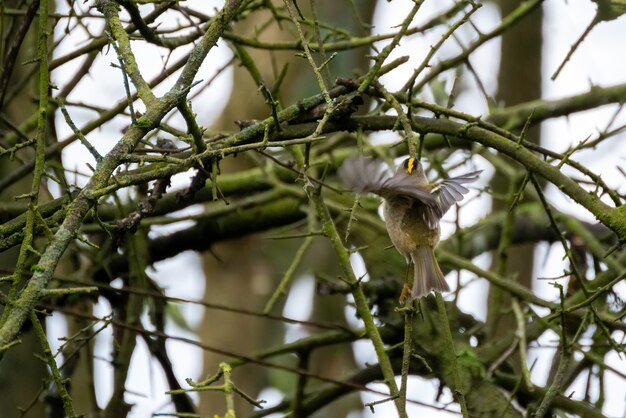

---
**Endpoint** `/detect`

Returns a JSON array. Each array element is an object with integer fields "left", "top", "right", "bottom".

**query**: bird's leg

[{"left": 399, "top": 261, "right": 413, "bottom": 303}]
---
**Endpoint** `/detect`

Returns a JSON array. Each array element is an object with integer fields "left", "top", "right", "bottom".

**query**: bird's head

[{"left": 399, "top": 155, "right": 426, "bottom": 180}]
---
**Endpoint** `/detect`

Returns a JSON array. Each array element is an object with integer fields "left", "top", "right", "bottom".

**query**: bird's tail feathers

[{"left": 410, "top": 246, "right": 448, "bottom": 298}]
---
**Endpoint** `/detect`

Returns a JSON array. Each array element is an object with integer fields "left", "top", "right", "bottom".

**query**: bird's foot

[{"left": 398, "top": 282, "right": 411, "bottom": 304}]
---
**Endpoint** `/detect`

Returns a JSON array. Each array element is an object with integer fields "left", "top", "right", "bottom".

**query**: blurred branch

[{"left": 0, "top": 0, "right": 39, "bottom": 110}]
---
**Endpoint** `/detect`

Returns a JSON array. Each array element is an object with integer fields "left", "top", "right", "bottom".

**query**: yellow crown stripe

[{"left": 407, "top": 157, "right": 416, "bottom": 174}]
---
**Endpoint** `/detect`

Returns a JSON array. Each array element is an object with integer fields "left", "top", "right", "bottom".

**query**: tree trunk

[{"left": 486, "top": 1, "right": 543, "bottom": 344}]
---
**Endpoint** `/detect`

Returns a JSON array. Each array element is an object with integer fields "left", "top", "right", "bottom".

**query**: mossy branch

[
  {"left": 306, "top": 184, "right": 405, "bottom": 417},
  {"left": 0, "top": 0, "right": 243, "bottom": 355}
]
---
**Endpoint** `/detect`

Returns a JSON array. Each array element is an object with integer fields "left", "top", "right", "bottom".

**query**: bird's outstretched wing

[
  {"left": 338, "top": 157, "right": 436, "bottom": 205},
  {"left": 414, "top": 170, "right": 481, "bottom": 229},
  {"left": 431, "top": 170, "right": 482, "bottom": 218}
]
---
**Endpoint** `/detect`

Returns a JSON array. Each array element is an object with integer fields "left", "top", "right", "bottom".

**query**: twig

[
  {"left": 435, "top": 292, "right": 469, "bottom": 417},
  {"left": 263, "top": 235, "right": 314, "bottom": 314},
  {"left": 31, "top": 311, "right": 77, "bottom": 417},
  {"left": 398, "top": 301, "right": 414, "bottom": 416},
  {"left": 533, "top": 286, "right": 570, "bottom": 417}
]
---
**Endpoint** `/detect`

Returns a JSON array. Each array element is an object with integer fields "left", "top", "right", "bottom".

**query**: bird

[{"left": 338, "top": 155, "right": 481, "bottom": 300}]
